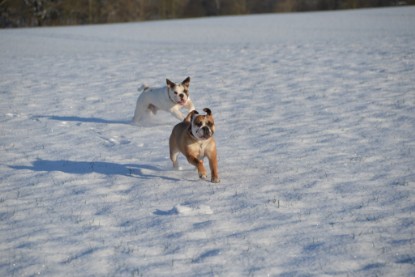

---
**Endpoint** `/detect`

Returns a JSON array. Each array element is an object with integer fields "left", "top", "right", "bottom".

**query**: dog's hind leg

[
  {"left": 132, "top": 99, "right": 144, "bottom": 123},
  {"left": 132, "top": 109, "right": 142, "bottom": 123},
  {"left": 169, "top": 135, "right": 180, "bottom": 170},
  {"left": 171, "top": 151, "right": 180, "bottom": 170},
  {"left": 148, "top": 104, "right": 158, "bottom": 115}
]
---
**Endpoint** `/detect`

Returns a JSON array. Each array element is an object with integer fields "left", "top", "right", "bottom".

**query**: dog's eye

[
  {"left": 207, "top": 122, "right": 213, "bottom": 127},
  {"left": 174, "top": 91, "right": 178, "bottom": 95},
  {"left": 196, "top": 122, "right": 202, "bottom": 127}
]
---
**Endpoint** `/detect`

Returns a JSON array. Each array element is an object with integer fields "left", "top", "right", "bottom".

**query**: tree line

[{"left": 1, "top": 0, "right": 413, "bottom": 28}]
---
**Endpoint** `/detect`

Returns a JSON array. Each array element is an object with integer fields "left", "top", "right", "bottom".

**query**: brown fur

[{"left": 169, "top": 109, "right": 219, "bottom": 183}]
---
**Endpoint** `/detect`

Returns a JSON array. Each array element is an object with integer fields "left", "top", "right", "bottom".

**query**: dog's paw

[
  {"left": 131, "top": 118, "right": 141, "bottom": 126},
  {"left": 173, "top": 163, "right": 182, "bottom": 171},
  {"left": 211, "top": 177, "right": 220, "bottom": 183},
  {"left": 199, "top": 173, "right": 207, "bottom": 180}
]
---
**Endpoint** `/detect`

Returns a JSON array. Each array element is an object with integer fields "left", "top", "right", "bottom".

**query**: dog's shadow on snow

[
  {"left": 35, "top": 115, "right": 176, "bottom": 127},
  {"left": 35, "top": 115, "right": 130, "bottom": 125},
  {"left": 10, "top": 159, "right": 180, "bottom": 181}
]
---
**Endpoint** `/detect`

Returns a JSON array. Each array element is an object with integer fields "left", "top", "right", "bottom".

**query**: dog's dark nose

[
  {"left": 179, "top": 94, "right": 184, "bottom": 99},
  {"left": 202, "top": 126, "right": 210, "bottom": 135}
]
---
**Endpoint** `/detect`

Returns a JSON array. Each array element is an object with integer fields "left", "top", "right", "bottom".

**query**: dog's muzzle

[
  {"left": 191, "top": 125, "right": 212, "bottom": 140},
  {"left": 197, "top": 126, "right": 212, "bottom": 139},
  {"left": 202, "top": 126, "right": 211, "bottom": 137},
  {"left": 177, "top": 98, "right": 187, "bottom": 105}
]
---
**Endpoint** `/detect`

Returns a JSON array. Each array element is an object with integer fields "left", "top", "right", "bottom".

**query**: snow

[{"left": 1, "top": 6, "right": 415, "bottom": 277}]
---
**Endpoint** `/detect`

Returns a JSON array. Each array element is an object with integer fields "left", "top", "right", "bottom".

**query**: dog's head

[
  {"left": 185, "top": 108, "right": 215, "bottom": 140},
  {"left": 166, "top": 77, "right": 190, "bottom": 105}
]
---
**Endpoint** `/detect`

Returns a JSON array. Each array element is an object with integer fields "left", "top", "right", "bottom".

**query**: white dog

[{"left": 132, "top": 77, "right": 195, "bottom": 124}]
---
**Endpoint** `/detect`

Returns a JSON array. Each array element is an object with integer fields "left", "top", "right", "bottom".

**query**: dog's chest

[{"left": 188, "top": 140, "right": 210, "bottom": 159}]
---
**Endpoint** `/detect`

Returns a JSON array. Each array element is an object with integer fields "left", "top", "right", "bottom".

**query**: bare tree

[
  {"left": 2, "top": 0, "right": 413, "bottom": 28},
  {"left": 24, "top": 0, "right": 47, "bottom": 26}
]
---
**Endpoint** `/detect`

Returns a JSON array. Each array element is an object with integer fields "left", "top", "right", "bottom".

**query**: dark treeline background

[{"left": 1, "top": 0, "right": 413, "bottom": 28}]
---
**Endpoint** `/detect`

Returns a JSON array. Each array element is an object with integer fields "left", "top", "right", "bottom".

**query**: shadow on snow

[
  {"left": 10, "top": 158, "right": 179, "bottom": 181},
  {"left": 35, "top": 115, "right": 130, "bottom": 125},
  {"left": 33, "top": 114, "right": 175, "bottom": 127}
]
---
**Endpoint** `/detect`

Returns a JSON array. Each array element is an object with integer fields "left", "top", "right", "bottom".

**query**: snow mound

[
  {"left": 154, "top": 204, "right": 214, "bottom": 216},
  {"left": 174, "top": 204, "right": 214, "bottom": 215}
]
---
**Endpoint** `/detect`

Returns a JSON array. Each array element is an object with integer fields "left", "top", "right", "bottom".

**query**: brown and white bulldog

[{"left": 169, "top": 108, "right": 220, "bottom": 183}]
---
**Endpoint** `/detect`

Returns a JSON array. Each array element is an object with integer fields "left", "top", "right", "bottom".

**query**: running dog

[
  {"left": 169, "top": 108, "right": 220, "bottom": 183},
  {"left": 132, "top": 77, "right": 195, "bottom": 123}
]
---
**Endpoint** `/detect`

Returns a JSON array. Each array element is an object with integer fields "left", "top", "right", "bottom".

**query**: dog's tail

[{"left": 138, "top": 84, "right": 150, "bottom": 92}]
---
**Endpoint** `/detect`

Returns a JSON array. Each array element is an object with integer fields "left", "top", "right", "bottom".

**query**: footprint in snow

[{"left": 99, "top": 135, "right": 130, "bottom": 146}]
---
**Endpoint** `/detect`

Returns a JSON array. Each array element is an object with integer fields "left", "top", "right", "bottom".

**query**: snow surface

[{"left": 1, "top": 6, "right": 415, "bottom": 277}]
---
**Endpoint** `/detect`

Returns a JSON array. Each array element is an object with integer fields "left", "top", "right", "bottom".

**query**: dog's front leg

[
  {"left": 206, "top": 150, "right": 220, "bottom": 183},
  {"left": 170, "top": 107, "right": 184, "bottom": 120},
  {"left": 185, "top": 99, "right": 195, "bottom": 112},
  {"left": 208, "top": 156, "right": 220, "bottom": 183},
  {"left": 186, "top": 155, "right": 207, "bottom": 180}
]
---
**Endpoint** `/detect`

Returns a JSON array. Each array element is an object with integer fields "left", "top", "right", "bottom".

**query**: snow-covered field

[{"left": 1, "top": 6, "right": 414, "bottom": 276}]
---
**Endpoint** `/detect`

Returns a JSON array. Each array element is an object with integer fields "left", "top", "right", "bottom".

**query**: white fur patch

[{"left": 168, "top": 84, "right": 189, "bottom": 105}]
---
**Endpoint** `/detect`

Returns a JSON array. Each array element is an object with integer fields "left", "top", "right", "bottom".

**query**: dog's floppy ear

[
  {"left": 182, "top": 77, "right": 190, "bottom": 88},
  {"left": 184, "top": 110, "right": 198, "bottom": 124},
  {"left": 166, "top": 79, "right": 175, "bottom": 89},
  {"left": 203, "top": 108, "right": 212, "bottom": 116}
]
